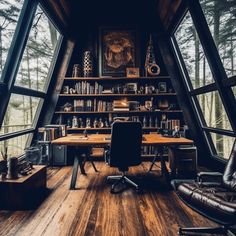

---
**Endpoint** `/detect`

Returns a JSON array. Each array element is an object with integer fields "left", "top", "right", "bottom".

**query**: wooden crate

[{"left": 0, "top": 165, "right": 47, "bottom": 210}]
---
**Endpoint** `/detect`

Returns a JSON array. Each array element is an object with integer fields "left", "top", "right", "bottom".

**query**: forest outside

[
  {"left": 175, "top": 0, "right": 236, "bottom": 159},
  {"left": 0, "top": 1, "right": 60, "bottom": 157}
]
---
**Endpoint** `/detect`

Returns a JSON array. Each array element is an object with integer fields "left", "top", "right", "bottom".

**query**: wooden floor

[{"left": 0, "top": 162, "right": 219, "bottom": 236}]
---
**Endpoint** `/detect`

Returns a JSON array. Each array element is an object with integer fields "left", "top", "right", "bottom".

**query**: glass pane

[
  {"left": 0, "top": 0, "right": 24, "bottom": 80},
  {"left": 14, "top": 5, "right": 61, "bottom": 92},
  {"left": 200, "top": 0, "right": 236, "bottom": 78},
  {"left": 0, "top": 94, "right": 42, "bottom": 135},
  {"left": 209, "top": 132, "right": 235, "bottom": 159},
  {"left": 175, "top": 11, "right": 214, "bottom": 89},
  {"left": 197, "top": 91, "right": 232, "bottom": 130},
  {"left": 0, "top": 133, "right": 32, "bottom": 158},
  {"left": 232, "top": 86, "right": 236, "bottom": 98}
]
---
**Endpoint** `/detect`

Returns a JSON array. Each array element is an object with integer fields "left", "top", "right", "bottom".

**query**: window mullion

[
  {"left": 188, "top": 0, "right": 236, "bottom": 133},
  {"left": 12, "top": 86, "right": 46, "bottom": 99}
]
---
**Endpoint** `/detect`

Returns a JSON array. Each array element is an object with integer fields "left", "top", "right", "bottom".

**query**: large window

[
  {"left": 0, "top": 133, "right": 32, "bottom": 157},
  {"left": 209, "top": 132, "right": 235, "bottom": 158},
  {"left": 196, "top": 91, "right": 232, "bottom": 131},
  {"left": 14, "top": 5, "right": 60, "bottom": 92},
  {"left": 173, "top": 10, "right": 234, "bottom": 160},
  {"left": 0, "top": 94, "right": 42, "bottom": 135},
  {"left": 200, "top": 0, "right": 236, "bottom": 78},
  {"left": 0, "top": 3, "right": 62, "bottom": 157},
  {"left": 175, "top": 12, "right": 214, "bottom": 89},
  {"left": 0, "top": 0, "right": 24, "bottom": 80}
]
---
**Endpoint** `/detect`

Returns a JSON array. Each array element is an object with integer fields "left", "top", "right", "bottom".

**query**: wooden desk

[{"left": 52, "top": 134, "right": 193, "bottom": 189}]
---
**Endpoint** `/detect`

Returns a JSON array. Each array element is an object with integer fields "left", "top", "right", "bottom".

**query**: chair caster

[{"left": 178, "top": 228, "right": 183, "bottom": 235}]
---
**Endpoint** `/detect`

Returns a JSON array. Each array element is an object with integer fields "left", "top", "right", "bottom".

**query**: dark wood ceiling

[{"left": 44, "top": 0, "right": 182, "bottom": 35}]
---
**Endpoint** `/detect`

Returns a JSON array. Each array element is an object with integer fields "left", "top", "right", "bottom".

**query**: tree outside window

[
  {"left": 200, "top": 0, "right": 236, "bottom": 78},
  {"left": 174, "top": 11, "right": 234, "bottom": 159},
  {"left": 0, "top": 0, "right": 24, "bottom": 80}
]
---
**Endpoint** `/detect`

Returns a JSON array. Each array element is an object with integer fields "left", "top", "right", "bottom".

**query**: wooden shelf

[
  {"left": 63, "top": 76, "right": 170, "bottom": 81},
  {"left": 67, "top": 127, "right": 159, "bottom": 131},
  {"left": 59, "top": 93, "right": 176, "bottom": 97},
  {"left": 55, "top": 110, "right": 183, "bottom": 114}
]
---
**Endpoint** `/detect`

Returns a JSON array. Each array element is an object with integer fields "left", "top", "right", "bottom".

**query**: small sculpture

[
  {"left": 144, "top": 34, "right": 160, "bottom": 76},
  {"left": 63, "top": 103, "right": 73, "bottom": 112}
]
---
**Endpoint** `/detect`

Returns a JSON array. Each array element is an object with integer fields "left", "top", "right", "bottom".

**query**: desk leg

[
  {"left": 160, "top": 146, "right": 170, "bottom": 182},
  {"left": 70, "top": 147, "right": 86, "bottom": 190},
  {"left": 70, "top": 151, "right": 80, "bottom": 190},
  {"left": 148, "top": 147, "right": 159, "bottom": 172}
]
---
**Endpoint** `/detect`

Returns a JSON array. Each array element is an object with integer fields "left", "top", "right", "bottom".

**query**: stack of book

[
  {"left": 38, "top": 125, "right": 67, "bottom": 142},
  {"left": 113, "top": 100, "right": 129, "bottom": 111}
]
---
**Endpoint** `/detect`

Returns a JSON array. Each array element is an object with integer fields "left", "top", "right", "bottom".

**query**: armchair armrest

[
  {"left": 197, "top": 171, "right": 223, "bottom": 178},
  {"left": 197, "top": 171, "right": 223, "bottom": 184}
]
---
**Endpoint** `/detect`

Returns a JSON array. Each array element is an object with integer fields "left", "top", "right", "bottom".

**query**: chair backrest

[
  {"left": 223, "top": 141, "right": 236, "bottom": 191},
  {"left": 109, "top": 121, "right": 142, "bottom": 171}
]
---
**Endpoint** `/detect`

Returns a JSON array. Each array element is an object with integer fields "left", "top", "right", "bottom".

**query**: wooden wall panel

[
  {"left": 41, "top": 0, "right": 73, "bottom": 32},
  {"left": 157, "top": 0, "right": 182, "bottom": 29}
]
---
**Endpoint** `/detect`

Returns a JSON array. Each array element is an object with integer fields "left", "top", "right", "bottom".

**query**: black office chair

[
  {"left": 105, "top": 121, "right": 142, "bottom": 193},
  {"left": 172, "top": 141, "right": 236, "bottom": 235}
]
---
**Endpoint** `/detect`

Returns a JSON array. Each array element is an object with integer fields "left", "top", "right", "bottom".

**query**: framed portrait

[
  {"left": 126, "top": 67, "right": 140, "bottom": 78},
  {"left": 99, "top": 26, "right": 139, "bottom": 77},
  {"left": 158, "top": 82, "right": 167, "bottom": 93}
]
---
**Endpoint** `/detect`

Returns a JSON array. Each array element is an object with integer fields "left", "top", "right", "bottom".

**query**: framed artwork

[
  {"left": 158, "top": 82, "right": 167, "bottom": 93},
  {"left": 99, "top": 26, "right": 139, "bottom": 77}
]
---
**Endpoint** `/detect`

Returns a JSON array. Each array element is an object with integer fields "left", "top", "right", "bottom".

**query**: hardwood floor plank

[
  {"left": 0, "top": 162, "right": 219, "bottom": 236},
  {"left": 41, "top": 164, "right": 100, "bottom": 236}
]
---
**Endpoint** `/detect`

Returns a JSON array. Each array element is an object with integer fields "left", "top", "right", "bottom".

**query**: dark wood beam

[{"left": 36, "top": 39, "right": 75, "bottom": 129}]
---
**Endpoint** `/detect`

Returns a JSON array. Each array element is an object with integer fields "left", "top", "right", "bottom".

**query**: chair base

[
  {"left": 107, "top": 172, "right": 140, "bottom": 193},
  {"left": 179, "top": 225, "right": 236, "bottom": 235}
]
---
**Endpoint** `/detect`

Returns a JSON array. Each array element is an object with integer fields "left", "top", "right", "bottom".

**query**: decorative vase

[
  {"left": 72, "top": 64, "right": 81, "bottom": 77},
  {"left": 83, "top": 51, "right": 93, "bottom": 77}
]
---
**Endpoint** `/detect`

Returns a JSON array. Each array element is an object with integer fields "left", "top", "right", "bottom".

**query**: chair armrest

[
  {"left": 104, "top": 149, "right": 110, "bottom": 164},
  {"left": 197, "top": 171, "right": 223, "bottom": 178},
  {"left": 197, "top": 171, "right": 223, "bottom": 184}
]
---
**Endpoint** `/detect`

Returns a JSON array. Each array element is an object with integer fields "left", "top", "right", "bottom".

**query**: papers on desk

[{"left": 69, "top": 136, "right": 89, "bottom": 140}]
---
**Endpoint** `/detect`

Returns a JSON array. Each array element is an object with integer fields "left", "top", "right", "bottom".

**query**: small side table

[
  {"left": 0, "top": 165, "right": 47, "bottom": 210},
  {"left": 169, "top": 145, "right": 197, "bottom": 178}
]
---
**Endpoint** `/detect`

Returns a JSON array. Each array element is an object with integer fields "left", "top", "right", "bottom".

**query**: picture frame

[
  {"left": 126, "top": 83, "right": 138, "bottom": 94},
  {"left": 158, "top": 82, "right": 167, "bottom": 93},
  {"left": 99, "top": 26, "right": 139, "bottom": 77},
  {"left": 126, "top": 67, "right": 140, "bottom": 78}
]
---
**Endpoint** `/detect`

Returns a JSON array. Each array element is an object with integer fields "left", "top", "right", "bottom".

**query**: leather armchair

[
  {"left": 172, "top": 142, "right": 236, "bottom": 235},
  {"left": 105, "top": 121, "right": 142, "bottom": 193}
]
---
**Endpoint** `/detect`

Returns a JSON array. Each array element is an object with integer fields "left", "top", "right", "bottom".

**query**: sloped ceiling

[{"left": 45, "top": 0, "right": 182, "bottom": 34}]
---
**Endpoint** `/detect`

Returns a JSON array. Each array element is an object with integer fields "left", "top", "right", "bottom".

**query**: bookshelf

[
  {"left": 52, "top": 75, "right": 185, "bottom": 159},
  {"left": 53, "top": 76, "right": 183, "bottom": 131}
]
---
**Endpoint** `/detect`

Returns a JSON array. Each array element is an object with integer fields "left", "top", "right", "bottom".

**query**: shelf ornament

[
  {"left": 83, "top": 51, "right": 94, "bottom": 77},
  {"left": 144, "top": 34, "right": 160, "bottom": 76}
]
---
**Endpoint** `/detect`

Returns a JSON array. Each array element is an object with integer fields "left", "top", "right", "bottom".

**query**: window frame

[
  {"left": 170, "top": 1, "right": 236, "bottom": 160},
  {"left": 0, "top": 0, "right": 63, "bottom": 153}
]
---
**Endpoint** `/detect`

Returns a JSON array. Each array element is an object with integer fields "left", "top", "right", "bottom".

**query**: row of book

[
  {"left": 74, "top": 82, "right": 103, "bottom": 95},
  {"left": 38, "top": 125, "right": 67, "bottom": 142},
  {"left": 72, "top": 99, "right": 133, "bottom": 112},
  {"left": 142, "top": 146, "right": 156, "bottom": 156},
  {"left": 73, "top": 99, "right": 113, "bottom": 112},
  {"left": 160, "top": 119, "right": 180, "bottom": 130}
]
